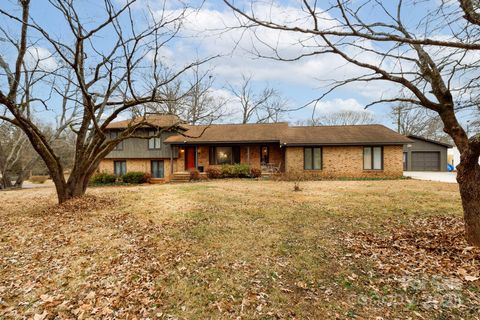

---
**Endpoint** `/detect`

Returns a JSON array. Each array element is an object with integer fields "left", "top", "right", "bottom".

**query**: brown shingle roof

[
  {"left": 283, "top": 125, "right": 412, "bottom": 145},
  {"left": 164, "top": 123, "right": 411, "bottom": 145},
  {"left": 164, "top": 122, "right": 289, "bottom": 144},
  {"left": 106, "top": 114, "right": 185, "bottom": 129}
]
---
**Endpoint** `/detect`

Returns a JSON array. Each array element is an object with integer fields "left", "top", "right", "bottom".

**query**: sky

[{"left": 0, "top": 0, "right": 478, "bottom": 130}]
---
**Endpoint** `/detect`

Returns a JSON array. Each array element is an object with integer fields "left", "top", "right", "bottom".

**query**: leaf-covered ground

[{"left": 0, "top": 179, "right": 478, "bottom": 319}]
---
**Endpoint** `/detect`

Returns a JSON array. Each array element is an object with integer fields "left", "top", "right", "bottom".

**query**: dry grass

[{"left": 0, "top": 180, "right": 478, "bottom": 319}]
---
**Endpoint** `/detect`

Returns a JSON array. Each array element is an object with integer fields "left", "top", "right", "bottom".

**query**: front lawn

[{"left": 0, "top": 180, "right": 478, "bottom": 319}]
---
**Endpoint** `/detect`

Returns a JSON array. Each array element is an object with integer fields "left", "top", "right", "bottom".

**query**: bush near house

[
  {"left": 250, "top": 167, "right": 262, "bottom": 178},
  {"left": 122, "top": 171, "right": 149, "bottom": 184},
  {"left": 29, "top": 175, "right": 48, "bottom": 184},
  {"left": 90, "top": 172, "right": 117, "bottom": 185},
  {"left": 190, "top": 169, "right": 201, "bottom": 181},
  {"left": 221, "top": 164, "right": 251, "bottom": 178},
  {"left": 206, "top": 167, "right": 221, "bottom": 179}
]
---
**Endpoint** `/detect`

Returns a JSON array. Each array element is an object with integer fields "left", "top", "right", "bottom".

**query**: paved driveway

[{"left": 403, "top": 171, "right": 457, "bottom": 183}]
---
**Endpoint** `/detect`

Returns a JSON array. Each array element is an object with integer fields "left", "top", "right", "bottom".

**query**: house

[
  {"left": 403, "top": 135, "right": 452, "bottom": 172},
  {"left": 98, "top": 115, "right": 412, "bottom": 181},
  {"left": 448, "top": 146, "right": 480, "bottom": 169}
]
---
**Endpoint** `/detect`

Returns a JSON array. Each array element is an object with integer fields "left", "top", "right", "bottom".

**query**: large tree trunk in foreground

[
  {"left": 457, "top": 153, "right": 480, "bottom": 246},
  {"left": 51, "top": 162, "right": 99, "bottom": 204}
]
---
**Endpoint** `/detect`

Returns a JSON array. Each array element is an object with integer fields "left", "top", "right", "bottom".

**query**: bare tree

[
  {"left": 140, "top": 67, "right": 228, "bottom": 124},
  {"left": 0, "top": 0, "right": 211, "bottom": 203},
  {"left": 0, "top": 122, "right": 29, "bottom": 188},
  {"left": 224, "top": 0, "right": 480, "bottom": 245},
  {"left": 228, "top": 74, "right": 288, "bottom": 123},
  {"left": 313, "top": 110, "right": 375, "bottom": 126},
  {"left": 184, "top": 66, "right": 228, "bottom": 124},
  {"left": 390, "top": 103, "right": 451, "bottom": 143}
]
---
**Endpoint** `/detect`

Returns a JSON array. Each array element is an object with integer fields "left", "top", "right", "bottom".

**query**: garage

[
  {"left": 411, "top": 151, "right": 441, "bottom": 171},
  {"left": 403, "top": 135, "right": 451, "bottom": 172}
]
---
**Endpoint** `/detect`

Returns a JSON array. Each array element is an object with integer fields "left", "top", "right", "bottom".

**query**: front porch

[{"left": 171, "top": 143, "right": 286, "bottom": 175}]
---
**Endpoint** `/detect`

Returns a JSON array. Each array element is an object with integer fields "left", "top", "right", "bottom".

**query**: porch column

[
  {"left": 247, "top": 146, "right": 250, "bottom": 164},
  {"left": 195, "top": 145, "right": 198, "bottom": 168},
  {"left": 170, "top": 146, "right": 174, "bottom": 174}
]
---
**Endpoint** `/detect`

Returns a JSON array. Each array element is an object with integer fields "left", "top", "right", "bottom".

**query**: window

[
  {"left": 114, "top": 160, "right": 126, "bottom": 176},
  {"left": 109, "top": 131, "right": 123, "bottom": 150},
  {"left": 363, "top": 146, "right": 383, "bottom": 170},
  {"left": 304, "top": 147, "right": 322, "bottom": 170},
  {"left": 209, "top": 146, "right": 240, "bottom": 165},
  {"left": 151, "top": 160, "right": 164, "bottom": 178},
  {"left": 148, "top": 130, "right": 161, "bottom": 149}
]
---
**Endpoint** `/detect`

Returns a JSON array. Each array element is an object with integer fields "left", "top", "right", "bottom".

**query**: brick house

[{"left": 98, "top": 115, "right": 412, "bottom": 181}]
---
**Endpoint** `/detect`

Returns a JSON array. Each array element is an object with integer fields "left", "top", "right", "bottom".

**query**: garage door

[{"left": 411, "top": 152, "right": 440, "bottom": 171}]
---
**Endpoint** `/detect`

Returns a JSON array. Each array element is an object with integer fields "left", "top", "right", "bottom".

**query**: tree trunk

[
  {"left": 1, "top": 172, "right": 13, "bottom": 189},
  {"left": 55, "top": 178, "right": 87, "bottom": 204},
  {"left": 457, "top": 153, "right": 480, "bottom": 246}
]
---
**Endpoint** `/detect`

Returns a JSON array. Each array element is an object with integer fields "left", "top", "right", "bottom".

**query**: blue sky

[{"left": 0, "top": 0, "right": 477, "bottom": 130}]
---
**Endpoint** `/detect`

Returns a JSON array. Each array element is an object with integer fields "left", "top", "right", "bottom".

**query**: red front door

[{"left": 185, "top": 147, "right": 196, "bottom": 170}]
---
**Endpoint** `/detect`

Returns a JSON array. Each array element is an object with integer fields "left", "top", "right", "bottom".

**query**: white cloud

[
  {"left": 25, "top": 46, "right": 58, "bottom": 72},
  {"left": 312, "top": 98, "right": 369, "bottom": 114}
]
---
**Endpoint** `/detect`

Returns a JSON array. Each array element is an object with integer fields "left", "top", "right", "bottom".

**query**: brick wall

[
  {"left": 98, "top": 159, "right": 174, "bottom": 181},
  {"left": 285, "top": 145, "right": 403, "bottom": 178}
]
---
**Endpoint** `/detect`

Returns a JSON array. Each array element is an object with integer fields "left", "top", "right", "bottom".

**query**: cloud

[
  {"left": 25, "top": 46, "right": 58, "bottom": 72},
  {"left": 311, "top": 98, "right": 370, "bottom": 114}
]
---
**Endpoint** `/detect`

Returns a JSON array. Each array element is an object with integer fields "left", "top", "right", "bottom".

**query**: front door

[
  {"left": 185, "top": 147, "right": 196, "bottom": 171},
  {"left": 260, "top": 145, "right": 269, "bottom": 164}
]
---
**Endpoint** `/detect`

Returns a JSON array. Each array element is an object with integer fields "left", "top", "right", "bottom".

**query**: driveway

[{"left": 403, "top": 171, "right": 457, "bottom": 183}]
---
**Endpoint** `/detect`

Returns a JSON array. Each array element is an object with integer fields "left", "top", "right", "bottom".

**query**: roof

[
  {"left": 407, "top": 135, "right": 453, "bottom": 148},
  {"left": 106, "top": 114, "right": 186, "bottom": 129},
  {"left": 283, "top": 125, "right": 413, "bottom": 145},
  {"left": 164, "top": 123, "right": 412, "bottom": 145},
  {"left": 164, "top": 122, "right": 289, "bottom": 144}
]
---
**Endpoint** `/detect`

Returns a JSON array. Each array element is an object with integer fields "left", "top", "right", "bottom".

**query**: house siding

[
  {"left": 105, "top": 129, "right": 179, "bottom": 159},
  {"left": 285, "top": 145, "right": 403, "bottom": 178}
]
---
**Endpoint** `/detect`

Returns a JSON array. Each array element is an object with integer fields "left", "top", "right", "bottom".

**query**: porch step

[
  {"left": 171, "top": 172, "right": 191, "bottom": 183},
  {"left": 150, "top": 178, "right": 165, "bottom": 184}
]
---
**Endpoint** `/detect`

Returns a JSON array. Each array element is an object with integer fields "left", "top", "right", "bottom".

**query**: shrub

[
  {"left": 221, "top": 164, "right": 237, "bottom": 178},
  {"left": 143, "top": 172, "right": 152, "bottom": 183},
  {"left": 90, "top": 172, "right": 116, "bottom": 185},
  {"left": 122, "top": 171, "right": 148, "bottom": 184},
  {"left": 221, "top": 164, "right": 251, "bottom": 178},
  {"left": 29, "top": 175, "right": 48, "bottom": 184},
  {"left": 206, "top": 167, "right": 221, "bottom": 179},
  {"left": 250, "top": 167, "right": 262, "bottom": 178},
  {"left": 190, "top": 169, "right": 200, "bottom": 181},
  {"left": 234, "top": 164, "right": 251, "bottom": 178}
]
